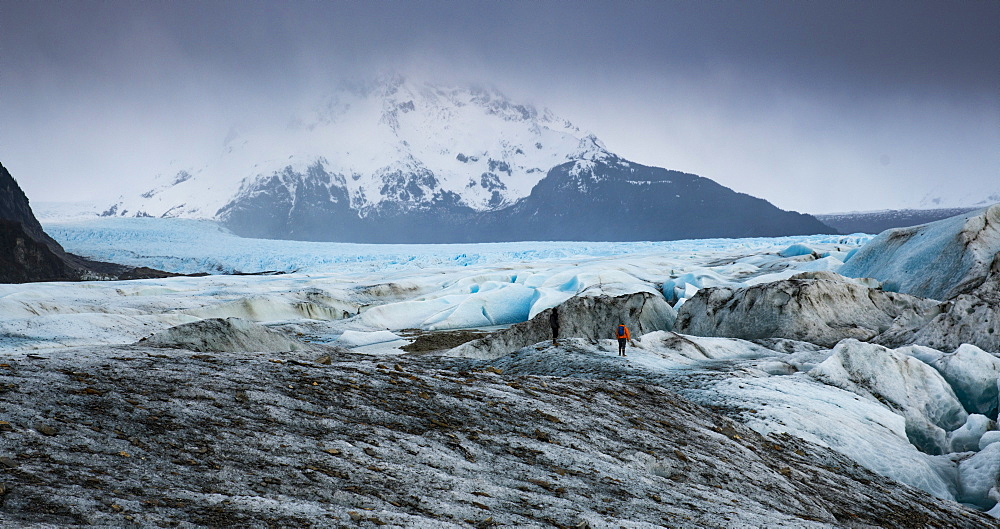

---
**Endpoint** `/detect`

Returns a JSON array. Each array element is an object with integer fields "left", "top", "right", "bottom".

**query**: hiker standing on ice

[
  {"left": 616, "top": 323, "right": 631, "bottom": 356},
  {"left": 549, "top": 308, "right": 560, "bottom": 346}
]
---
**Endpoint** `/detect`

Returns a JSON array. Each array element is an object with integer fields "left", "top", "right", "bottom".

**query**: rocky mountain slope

[
  {"left": 0, "top": 163, "right": 174, "bottom": 283},
  {"left": 490, "top": 157, "right": 833, "bottom": 242},
  {"left": 0, "top": 162, "right": 84, "bottom": 283},
  {"left": 104, "top": 76, "right": 834, "bottom": 243}
]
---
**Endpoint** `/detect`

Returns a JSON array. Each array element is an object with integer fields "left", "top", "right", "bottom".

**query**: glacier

[{"left": 3, "top": 213, "right": 998, "bottom": 525}]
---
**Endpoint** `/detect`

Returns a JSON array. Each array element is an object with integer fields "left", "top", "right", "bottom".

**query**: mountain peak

[
  {"left": 102, "top": 76, "right": 833, "bottom": 244},
  {"left": 110, "top": 77, "right": 608, "bottom": 219}
]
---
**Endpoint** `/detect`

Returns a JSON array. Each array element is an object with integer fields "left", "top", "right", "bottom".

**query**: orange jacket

[{"left": 615, "top": 324, "right": 630, "bottom": 340}]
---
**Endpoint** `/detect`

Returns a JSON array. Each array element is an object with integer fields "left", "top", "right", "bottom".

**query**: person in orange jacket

[{"left": 615, "top": 323, "right": 631, "bottom": 356}]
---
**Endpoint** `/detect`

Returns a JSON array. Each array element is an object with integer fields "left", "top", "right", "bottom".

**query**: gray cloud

[{"left": 2, "top": 0, "right": 997, "bottom": 213}]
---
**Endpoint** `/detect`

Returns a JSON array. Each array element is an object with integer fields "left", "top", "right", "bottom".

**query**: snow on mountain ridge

[
  {"left": 918, "top": 187, "right": 1000, "bottom": 210},
  {"left": 110, "top": 76, "right": 606, "bottom": 219}
]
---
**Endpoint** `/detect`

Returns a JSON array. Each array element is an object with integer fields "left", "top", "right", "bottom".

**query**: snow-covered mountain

[
  {"left": 105, "top": 75, "right": 834, "bottom": 242},
  {"left": 107, "top": 75, "right": 600, "bottom": 218},
  {"left": 919, "top": 186, "right": 1000, "bottom": 210}
]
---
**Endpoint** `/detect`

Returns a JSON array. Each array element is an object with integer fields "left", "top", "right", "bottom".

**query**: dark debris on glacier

[{"left": 0, "top": 345, "right": 994, "bottom": 528}]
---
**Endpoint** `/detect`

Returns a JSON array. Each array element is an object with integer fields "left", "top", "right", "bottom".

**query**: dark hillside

[
  {"left": 816, "top": 207, "right": 980, "bottom": 234},
  {"left": 0, "top": 162, "right": 176, "bottom": 282}
]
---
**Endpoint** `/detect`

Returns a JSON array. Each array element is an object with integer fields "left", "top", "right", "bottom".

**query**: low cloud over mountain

[{"left": 105, "top": 76, "right": 834, "bottom": 243}]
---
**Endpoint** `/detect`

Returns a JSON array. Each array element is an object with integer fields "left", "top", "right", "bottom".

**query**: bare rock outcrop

[
  {"left": 0, "top": 162, "right": 85, "bottom": 283},
  {"left": 0, "top": 163, "right": 66, "bottom": 256},
  {"left": 675, "top": 271, "right": 941, "bottom": 348},
  {"left": 136, "top": 317, "right": 321, "bottom": 353},
  {"left": 0, "top": 218, "right": 79, "bottom": 283},
  {"left": 446, "top": 291, "right": 676, "bottom": 359}
]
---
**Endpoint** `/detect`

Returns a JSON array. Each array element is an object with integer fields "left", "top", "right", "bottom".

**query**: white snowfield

[{"left": 8, "top": 214, "right": 1000, "bottom": 519}]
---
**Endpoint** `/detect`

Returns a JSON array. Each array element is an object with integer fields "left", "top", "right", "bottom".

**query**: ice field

[
  {"left": 31, "top": 217, "right": 869, "bottom": 347},
  {"left": 4, "top": 214, "right": 998, "bottom": 517}
]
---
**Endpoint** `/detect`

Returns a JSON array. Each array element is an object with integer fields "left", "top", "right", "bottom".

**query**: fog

[{"left": 2, "top": 0, "right": 997, "bottom": 213}]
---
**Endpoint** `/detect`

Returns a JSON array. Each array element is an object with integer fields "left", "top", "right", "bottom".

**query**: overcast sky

[{"left": 2, "top": 0, "right": 997, "bottom": 213}]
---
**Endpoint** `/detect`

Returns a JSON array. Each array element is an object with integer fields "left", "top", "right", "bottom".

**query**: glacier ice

[
  {"left": 981, "top": 431, "right": 1000, "bottom": 450},
  {"left": 928, "top": 344, "right": 1000, "bottom": 418},
  {"left": 660, "top": 269, "right": 735, "bottom": 304},
  {"left": 840, "top": 203, "right": 1000, "bottom": 300},
  {"left": 778, "top": 243, "right": 815, "bottom": 257},
  {"left": 447, "top": 292, "right": 675, "bottom": 361},
  {"left": 808, "top": 340, "right": 968, "bottom": 455},
  {"left": 949, "top": 415, "right": 997, "bottom": 453},
  {"left": 705, "top": 374, "right": 960, "bottom": 501},
  {"left": 335, "top": 330, "right": 404, "bottom": 347},
  {"left": 957, "top": 442, "right": 1000, "bottom": 509},
  {"left": 137, "top": 317, "right": 320, "bottom": 353},
  {"left": 15, "top": 214, "right": 1000, "bottom": 518},
  {"left": 909, "top": 293, "right": 1000, "bottom": 355},
  {"left": 675, "top": 271, "right": 940, "bottom": 347},
  {"left": 423, "top": 282, "right": 536, "bottom": 330}
]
